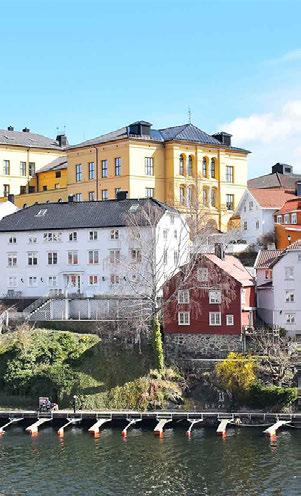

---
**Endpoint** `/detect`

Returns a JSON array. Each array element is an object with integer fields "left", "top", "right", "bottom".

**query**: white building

[
  {"left": 235, "top": 188, "right": 295, "bottom": 245},
  {"left": 0, "top": 197, "right": 189, "bottom": 300},
  {"left": 0, "top": 200, "right": 18, "bottom": 221},
  {"left": 255, "top": 242, "right": 301, "bottom": 338}
]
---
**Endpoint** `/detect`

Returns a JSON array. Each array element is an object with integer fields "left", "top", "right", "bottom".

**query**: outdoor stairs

[{"left": 23, "top": 297, "right": 53, "bottom": 321}]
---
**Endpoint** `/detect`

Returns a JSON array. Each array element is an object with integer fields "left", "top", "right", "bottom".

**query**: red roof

[
  {"left": 249, "top": 188, "right": 296, "bottom": 208},
  {"left": 204, "top": 254, "right": 254, "bottom": 287},
  {"left": 275, "top": 197, "right": 301, "bottom": 214},
  {"left": 254, "top": 250, "right": 282, "bottom": 269}
]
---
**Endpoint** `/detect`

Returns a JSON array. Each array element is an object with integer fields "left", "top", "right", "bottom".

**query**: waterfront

[{"left": 0, "top": 426, "right": 300, "bottom": 495}]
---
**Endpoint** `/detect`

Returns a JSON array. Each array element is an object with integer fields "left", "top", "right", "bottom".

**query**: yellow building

[
  {"left": 4, "top": 121, "right": 249, "bottom": 231},
  {"left": 0, "top": 126, "right": 67, "bottom": 199}
]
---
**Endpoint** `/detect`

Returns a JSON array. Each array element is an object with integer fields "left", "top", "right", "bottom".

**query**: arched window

[
  {"left": 179, "top": 154, "right": 185, "bottom": 175},
  {"left": 211, "top": 158, "right": 216, "bottom": 178},
  {"left": 211, "top": 188, "right": 217, "bottom": 207},
  {"left": 202, "top": 157, "right": 207, "bottom": 177},
  {"left": 187, "top": 155, "right": 193, "bottom": 176},
  {"left": 202, "top": 188, "right": 208, "bottom": 206},
  {"left": 179, "top": 186, "right": 185, "bottom": 205}
]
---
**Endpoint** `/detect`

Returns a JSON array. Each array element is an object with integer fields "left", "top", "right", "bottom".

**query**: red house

[{"left": 163, "top": 246, "right": 255, "bottom": 337}]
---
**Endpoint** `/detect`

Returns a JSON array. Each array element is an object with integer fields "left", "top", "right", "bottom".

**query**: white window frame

[
  {"left": 209, "top": 312, "right": 221, "bottom": 326},
  {"left": 28, "top": 276, "right": 38, "bottom": 287},
  {"left": 48, "top": 276, "right": 57, "bottom": 288},
  {"left": 109, "top": 249, "right": 120, "bottom": 264},
  {"left": 178, "top": 311, "right": 190, "bottom": 326},
  {"left": 285, "top": 290, "right": 295, "bottom": 303},
  {"left": 88, "top": 250, "right": 99, "bottom": 264},
  {"left": 88, "top": 275, "right": 99, "bottom": 286},
  {"left": 178, "top": 290, "right": 190, "bottom": 304},
  {"left": 276, "top": 215, "right": 282, "bottom": 224},
  {"left": 8, "top": 236, "right": 16, "bottom": 244},
  {"left": 209, "top": 290, "right": 221, "bottom": 304},
  {"left": 69, "top": 232, "right": 78, "bottom": 242},
  {"left": 48, "top": 252, "right": 58, "bottom": 265},
  {"left": 284, "top": 213, "right": 290, "bottom": 224},
  {"left": 28, "top": 251, "right": 38, "bottom": 266},
  {"left": 226, "top": 314, "right": 234, "bottom": 326},
  {"left": 8, "top": 276, "right": 17, "bottom": 287},
  {"left": 285, "top": 313, "right": 295, "bottom": 324},
  {"left": 131, "top": 249, "right": 142, "bottom": 263},
  {"left": 8, "top": 253, "right": 17, "bottom": 267},
  {"left": 110, "top": 229, "right": 119, "bottom": 240},
  {"left": 197, "top": 267, "right": 208, "bottom": 282},
  {"left": 89, "top": 231, "right": 98, "bottom": 241},
  {"left": 285, "top": 266, "right": 294, "bottom": 280},
  {"left": 291, "top": 212, "right": 297, "bottom": 224},
  {"left": 68, "top": 251, "right": 79, "bottom": 265}
]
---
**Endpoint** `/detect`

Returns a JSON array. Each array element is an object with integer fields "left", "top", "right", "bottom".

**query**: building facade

[
  {"left": 274, "top": 197, "right": 301, "bottom": 249},
  {"left": 0, "top": 197, "right": 189, "bottom": 300},
  {"left": 0, "top": 127, "right": 67, "bottom": 199}
]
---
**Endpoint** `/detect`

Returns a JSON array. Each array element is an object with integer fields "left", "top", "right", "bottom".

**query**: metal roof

[{"left": 0, "top": 129, "right": 66, "bottom": 150}]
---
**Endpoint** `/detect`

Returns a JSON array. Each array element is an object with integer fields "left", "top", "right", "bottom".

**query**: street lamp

[
  {"left": 72, "top": 395, "right": 78, "bottom": 414},
  {"left": 288, "top": 234, "right": 292, "bottom": 245}
]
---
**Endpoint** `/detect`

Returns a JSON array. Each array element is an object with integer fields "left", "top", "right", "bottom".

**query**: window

[
  {"left": 29, "top": 186, "right": 35, "bottom": 193},
  {"left": 20, "top": 161, "right": 26, "bottom": 176},
  {"left": 101, "top": 189, "right": 108, "bottom": 200},
  {"left": 179, "top": 186, "right": 185, "bottom": 205},
  {"left": 28, "top": 252, "right": 38, "bottom": 265},
  {"left": 256, "top": 220, "right": 260, "bottom": 229},
  {"left": 249, "top": 201, "right": 253, "bottom": 211},
  {"left": 163, "top": 250, "right": 168, "bottom": 265},
  {"left": 241, "top": 289, "right": 246, "bottom": 305},
  {"left": 8, "top": 253, "right": 17, "bottom": 267},
  {"left": 285, "top": 267, "right": 294, "bottom": 280},
  {"left": 210, "top": 158, "right": 216, "bottom": 178},
  {"left": 209, "top": 312, "right": 221, "bottom": 325},
  {"left": 89, "top": 230, "right": 98, "bottom": 241},
  {"left": 226, "top": 166, "right": 234, "bottom": 183},
  {"left": 277, "top": 215, "right": 282, "bottom": 224},
  {"left": 110, "top": 274, "right": 120, "bottom": 285},
  {"left": 3, "top": 184, "right": 10, "bottom": 197},
  {"left": 211, "top": 188, "right": 217, "bottom": 207},
  {"left": 202, "top": 188, "right": 208, "bottom": 206},
  {"left": 226, "top": 314, "right": 234, "bottom": 326},
  {"left": 28, "top": 276, "right": 38, "bottom": 287},
  {"left": 88, "top": 191, "right": 95, "bottom": 201},
  {"left": 69, "top": 232, "right": 78, "bottom": 242},
  {"left": 178, "top": 289, "right": 190, "bottom": 304},
  {"left": 197, "top": 267, "right": 208, "bottom": 282},
  {"left": 146, "top": 187, "right": 154, "bottom": 198},
  {"left": 29, "top": 236, "right": 37, "bottom": 244},
  {"left": 178, "top": 311, "right": 190, "bottom": 325},
  {"left": 55, "top": 171, "right": 61, "bottom": 178},
  {"left": 89, "top": 250, "right": 99, "bottom": 264},
  {"left": 75, "top": 164, "right": 82, "bottom": 182},
  {"left": 109, "top": 249, "right": 120, "bottom": 264},
  {"left": 284, "top": 214, "right": 290, "bottom": 224},
  {"left": 174, "top": 250, "right": 179, "bottom": 265},
  {"left": 187, "top": 155, "right": 193, "bottom": 176},
  {"left": 89, "top": 275, "right": 98, "bottom": 286},
  {"left": 43, "top": 185, "right": 48, "bottom": 191},
  {"left": 3, "top": 160, "right": 10, "bottom": 175},
  {"left": 88, "top": 162, "right": 95, "bottom": 180},
  {"left": 243, "top": 221, "right": 248, "bottom": 231},
  {"left": 115, "top": 188, "right": 121, "bottom": 198},
  {"left": 285, "top": 290, "right": 295, "bottom": 302},
  {"left": 187, "top": 186, "right": 193, "bottom": 207},
  {"left": 29, "top": 162, "right": 35, "bottom": 176},
  {"left": 202, "top": 157, "right": 207, "bottom": 177},
  {"left": 179, "top": 155, "right": 184, "bottom": 175},
  {"left": 20, "top": 186, "right": 26, "bottom": 195},
  {"left": 43, "top": 232, "right": 61, "bottom": 242},
  {"left": 48, "top": 252, "right": 58, "bottom": 265},
  {"left": 101, "top": 160, "right": 108, "bottom": 178},
  {"left": 291, "top": 213, "right": 297, "bottom": 224},
  {"left": 115, "top": 157, "right": 121, "bottom": 176},
  {"left": 36, "top": 209, "right": 47, "bottom": 217},
  {"left": 209, "top": 290, "right": 221, "bottom": 304},
  {"left": 111, "top": 229, "right": 119, "bottom": 239},
  {"left": 8, "top": 235, "right": 16, "bottom": 244},
  {"left": 285, "top": 313, "right": 295, "bottom": 324},
  {"left": 226, "top": 194, "right": 234, "bottom": 210},
  {"left": 145, "top": 157, "right": 154, "bottom": 176},
  {"left": 74, "top": 193, "right": 82, "bottom": 202},
  {"left": 48, "top": 276, "right": 57, "bottom": 287},
  {"left": 8, "top": 276, "right": 17, "bottom": 287},
  {"left": 68, "top": 251, "right": 78, "bottom": 265},
  {"left": 131, "top": 249, "right": 142, "bottom": 263}
]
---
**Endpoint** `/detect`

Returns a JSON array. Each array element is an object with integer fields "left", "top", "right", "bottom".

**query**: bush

[
  {"left": 152, "top": 316, "right": 164, "bottom": 371},
  {"left": 247, "top": 382, "right": 297, "bottom": 411},
  {"left": 215, "top": 352, "right": 256, "bottom": 402}
]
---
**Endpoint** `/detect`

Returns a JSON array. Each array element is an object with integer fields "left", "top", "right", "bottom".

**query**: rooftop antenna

[{"left": 188, "top": 107, "right": 192, "bottom": 124}]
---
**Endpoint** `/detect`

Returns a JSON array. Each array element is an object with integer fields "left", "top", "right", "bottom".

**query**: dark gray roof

[
  {"left": 37, "top": 156, "right": 67, "bottom": 174},
  {"left": 69, "top": 121, "right": 249, "bottom": 152},
  {"left": 0, "top": 129, "right": 66, "bottom": 150},
  {"left": 248, "top": 172, "right": 301, "bottom": 191},
  {"left": 0, "top": 198, "right": 176, "bottom": 232}
]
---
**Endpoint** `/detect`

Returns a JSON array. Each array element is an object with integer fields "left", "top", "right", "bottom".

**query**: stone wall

[{"left": 164, "top": 333, "right": 243, "bottom": 360}]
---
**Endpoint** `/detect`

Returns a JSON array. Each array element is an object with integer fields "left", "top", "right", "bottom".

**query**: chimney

[
  {"left": 68, "top": 195, "right": 74, "bottom": 203},
  {"left": 22, "top": 127, "right": 30, "bottom": 133},
  {"left": 214, "top": 243, "right": 225, "bottom": 260},
  {"left": 212, "top": 131, "right": 232, "bottom": 147},
  {"left": 7, "top": 126, "right": 14, "bottom": 131},
  {"left": 116, "top": 191, "right": 128, "bottom": 201},
  {"left": 296, "top": 181, "right": 301, "bottom": 197},
  {"left": 272, "top": 163, "right": 293, "bottom": 175},
  {"left": 56, "top": 134, "right": 67, "bottom": 147},
  {"left": 7, "top": 194, "right": 15, "bottom": 204}
]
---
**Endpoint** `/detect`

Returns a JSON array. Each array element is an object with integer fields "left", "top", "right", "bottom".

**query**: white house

[
  {"left": 0, "top": 197, "right": 190, "bottom": 300},
  {"left": 255, "top": 242, "right": 301, "bottom": 338},
  {"left": 0, "top": 200, "right": 18, "bottom": 221},
  {"left": 235, "top": 188, "right": 295, "bottom": 245}
]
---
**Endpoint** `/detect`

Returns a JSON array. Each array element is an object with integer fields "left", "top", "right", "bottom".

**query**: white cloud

[
  {"left": 267, "top": 49, "right": 301, "bottom": 65},
  {"left": 222, "top": 100, "right": 301, "bottom": 176}
]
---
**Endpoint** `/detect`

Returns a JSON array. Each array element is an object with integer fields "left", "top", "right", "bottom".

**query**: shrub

[
  {"left": 247, "top": 382, "right": 297, "bottom": 411},
  {"left": 152, "top": 316, "right": 164, "bottom": 371},
  {"left": 215, "top": 352, "right": 257, "bottom": 402}
]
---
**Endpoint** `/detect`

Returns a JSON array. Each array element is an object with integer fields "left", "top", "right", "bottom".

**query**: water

[{"left": 0, "top": 426, "right": 300, "bottom": 495}]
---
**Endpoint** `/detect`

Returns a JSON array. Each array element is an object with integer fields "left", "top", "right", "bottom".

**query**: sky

[{"left": 1, "top": 0, "right": 301, "bottom": 177}]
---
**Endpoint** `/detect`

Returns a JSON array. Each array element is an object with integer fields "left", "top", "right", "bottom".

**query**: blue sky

[{"left": 1, "top": 0, "right": 301, "bottom": 176}]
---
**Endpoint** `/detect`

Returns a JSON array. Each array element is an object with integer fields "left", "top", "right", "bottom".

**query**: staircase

[{"left": 23, "top": 297, "right": 53, "bottom": 321}]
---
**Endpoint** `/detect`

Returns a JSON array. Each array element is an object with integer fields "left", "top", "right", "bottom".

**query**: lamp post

[
  {"left": 288, "top": 234, "right": 292, "bottom": 245},
  {"left": 72, "top": 395, "right": 78, "bottom": 414}
]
